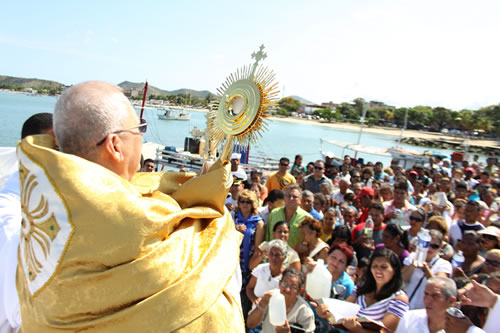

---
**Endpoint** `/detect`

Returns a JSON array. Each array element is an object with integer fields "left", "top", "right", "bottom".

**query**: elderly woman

[
  {"left": 247, "top": 268, "right": 316, "bottom": 333},
  {"left": 317, "top": 248, "right": 409, "bottom": 332},
  {"left": 402, "top": 230, "right": 452, "bottom": 309},
  {"left": 234, "top": 189, "right": 265, "bottom": 319},
  {"left": 249, "top": 221, "right": 301, "bottom": 271},
  {"left": 296, "top": 217, "right": 329, "bottom": 271},
  {"left": 246, "top": 239, "right": 288, "bottom": 306}
]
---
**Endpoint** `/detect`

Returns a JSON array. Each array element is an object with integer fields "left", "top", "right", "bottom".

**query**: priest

[{"left": 16, "top": 81, "right": 244, "bottom": 332}]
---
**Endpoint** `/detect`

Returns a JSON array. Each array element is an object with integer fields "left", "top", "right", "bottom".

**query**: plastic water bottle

[
  {"left": 365, "top": 215, "right": 374, "bottom": 238},
  {"left": 336, "top": 205, "right": 344, "bottom": 226},
  {"left": 305, "top": 259, "right": 332, "bottom": 300},
  {"left": 393, "top": 209, "right": 405, "bottom": 226},
  {"left": 414, "top": 229, "right": 431, "bottom": 266},
  {"left": 269, "top": 290, "right": 286, "bottom": 326},
  {"left": 451, "top": 250, "right": 465, "bottom": 268}
]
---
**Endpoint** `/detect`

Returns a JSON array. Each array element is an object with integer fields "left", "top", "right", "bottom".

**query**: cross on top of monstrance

[{"left": 207, "top": 45, "right": 279, "bottom": 163}]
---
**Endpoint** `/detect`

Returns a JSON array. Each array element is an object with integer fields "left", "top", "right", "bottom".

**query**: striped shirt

[{"left": 352, "top": 287, "right": 409, "bottom": 321}]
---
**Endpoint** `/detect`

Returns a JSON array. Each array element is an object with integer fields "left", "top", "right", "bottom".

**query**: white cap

[
  {"left": 230, "top": 153, "right": 241, "bottom": 160},
  {"left": 325, "top": 151, "right": 335, "bottom": 158}
]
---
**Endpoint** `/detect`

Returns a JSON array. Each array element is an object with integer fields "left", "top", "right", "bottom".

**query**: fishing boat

[{"left": 157, "top": 107, "right": 191, "bottom": 121}]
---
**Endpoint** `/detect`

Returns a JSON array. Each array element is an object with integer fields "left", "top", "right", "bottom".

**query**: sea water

[{"left": 0, "top": 92, "right": 466, "bottom": 165}]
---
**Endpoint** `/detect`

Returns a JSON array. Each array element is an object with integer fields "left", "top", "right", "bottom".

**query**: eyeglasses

[
  {"left": 269, "top": 252, "right": 284, "bottom": 258},
  {"left": 280, "top": 280, "right": 299, "bottom": 291},
  {"left": 482, "top": 234, "right": 498, "bottom": 241},
  {"left": 429, "top": 243, "right": 441, "bottom": 249},
  {"left": 286, "top": 194, "right": 299, "bottom": 199},
  {"left": 280, "top": 163, "right": 289, "bottom": 167},
  {"left": 239, "top": 200, "right": 252, "bottom": 205},
  {"left": 485, "top": 259, "right": 500, "bottom": 266},
  {"left": 410, "top": 216, "right": 424, "bottom": 222},
  {"left": 314, "top": 166, "right": 324, "bottom": 170},
  {"left": 96, "top": 118, "right": 147, "bottom": 146}
]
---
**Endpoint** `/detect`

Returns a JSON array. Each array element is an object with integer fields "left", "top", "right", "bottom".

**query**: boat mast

[
  {"left": 398, "top": 108, "right": 408, "bottom": 144},
  {"left": 353, "top": 102, "right": 367, "bottom": 161},
  {"left": 140, "top": 81, "right": 148, "bottom": 119}
]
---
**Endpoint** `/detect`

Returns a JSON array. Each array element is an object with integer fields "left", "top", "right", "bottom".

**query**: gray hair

[
  {"left": 302, "top": 190, "right": 314, "bottom": 198},
  {"left": 429, "top": 229, "right": 444, "bottom": 242},
  {"left": 282, "top": 267, "right": 305, "bottom": 289},
  {"left": 428, "top": 276, "right": 457, "bottom": 299},
  {"left": 268, "top": 239, "right": 288, "bottom": 257},
  {"left": 54, "top": 81, "right": 132, "bottom": 157}
]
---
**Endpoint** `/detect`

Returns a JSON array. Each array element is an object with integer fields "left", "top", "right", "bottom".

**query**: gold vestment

[{"left": 16, "top": 135, "right": 244, "bottom": 332}]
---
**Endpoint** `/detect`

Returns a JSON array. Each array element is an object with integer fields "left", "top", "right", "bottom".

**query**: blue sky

[{"left": 1, "top": 0, "right": 499, "bottom": 110}]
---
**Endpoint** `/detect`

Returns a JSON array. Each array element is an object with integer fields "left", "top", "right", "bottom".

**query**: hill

[
  {"left": 0, "top": 75, "right": 64, "bottom": 88},
  {"left": 118, "top": 81, "right": 215, "bottom": 98},
  {"left": 287, "top": 95, "right": 314, "bottom": 104}
]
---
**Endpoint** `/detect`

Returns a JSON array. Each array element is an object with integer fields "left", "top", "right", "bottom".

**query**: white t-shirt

[
  {"left": 252, "top": 295, "right": 316, "bottom": 333},
  {"left": 331, "top": 189, "right": 353, "bottom": 204},
  {"left": 449, "top": 220, "right": 485, "bottom": 247},
  {"left": 395, "top": 309, "right": 429, "bottom": 333},
  {"left": 251, "top": 263, "right": 282, "bottom": 298},
  {"left": 403, "top": 254, "right": 452, "bottom": 310}
]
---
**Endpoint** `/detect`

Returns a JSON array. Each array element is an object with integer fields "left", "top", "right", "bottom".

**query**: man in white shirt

[
  {"left": 331, "top": 178, "right": 352, "bottom": 204},
  {"left": 396, "top": 277, "right": 484, "bottom": 333},
  {"left": 449, "top": 200, "right": 485, "bottom": 247}
]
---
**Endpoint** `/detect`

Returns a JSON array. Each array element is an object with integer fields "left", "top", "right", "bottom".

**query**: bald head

[
  {"left": 54, "top": 81, "right": 134, "bottom": 158},
  {"left": 54, "top": 81, "right": 142, "bottom": 181}
]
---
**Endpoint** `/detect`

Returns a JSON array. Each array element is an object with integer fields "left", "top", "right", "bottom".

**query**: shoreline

[{"left": 268, "top": 116, "right": 499, "bottom": 149}]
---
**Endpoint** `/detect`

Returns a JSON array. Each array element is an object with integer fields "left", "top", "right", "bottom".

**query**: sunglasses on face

[
  {"left": 410, "top": 216, "right": 424, "bottom": 222},
  {"left": 280, "top": 163, "right": 289, "bottom": 167},
  {"left": 314, "top": 166, "right": 324, "bottom": 170},
  {"left": 485, "top": 259, "right": 500, "bottom": 266},
  {"left": 482, "top": 234, "right": 498, "bottom": 241},
  {"left": 239, "top": 200, "right": 252, "bottom": 205},
  {"left": 429, "top": 243, "right": 441, "bottom": 249}
]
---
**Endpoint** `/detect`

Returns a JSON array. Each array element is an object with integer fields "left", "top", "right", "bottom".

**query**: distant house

[
  {"left": 24, "top": 88, "right": 36, "bottom": 94},
  {"left": 321, "top": 102, "right": 337, "bottom": 110},
  {"left": 300, "top": 104, "right": 326, "bottom": 115},
  {"left": 367, "top": 100, "right": 395, "bottom": 110}
]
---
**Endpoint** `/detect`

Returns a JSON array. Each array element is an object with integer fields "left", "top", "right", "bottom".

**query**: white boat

[{"left": 157, "top": 107, "right": 191, "bottom": 121}]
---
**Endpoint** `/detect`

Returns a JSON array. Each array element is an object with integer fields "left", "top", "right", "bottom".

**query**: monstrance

[{"left": 207, "top": 45, "right": 279, "bottom": 163}]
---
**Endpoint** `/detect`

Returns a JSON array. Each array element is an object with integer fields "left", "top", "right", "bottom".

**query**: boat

[
  {"left": 157, "top": 107, "right": 191, "bottom": 121},
  {"left": 320, "top": 105, "right": 451, "bottom": 169}
]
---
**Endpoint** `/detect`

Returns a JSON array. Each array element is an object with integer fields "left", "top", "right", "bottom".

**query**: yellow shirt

[{"left": 265, "top": 171, "right": 296, "bottom": 193}]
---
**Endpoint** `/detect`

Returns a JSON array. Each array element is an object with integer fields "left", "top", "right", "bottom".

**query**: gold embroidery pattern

[{"left": 19, "top": 161, "right": 61, "bottom": 282}]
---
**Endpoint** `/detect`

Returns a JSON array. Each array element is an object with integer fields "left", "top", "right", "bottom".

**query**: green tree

[
  {"left": 313, "top": 107, "right": 339, "bottom": 122},
  {"left": 278, "top": 97, "right": 302, "bottom": 114}
]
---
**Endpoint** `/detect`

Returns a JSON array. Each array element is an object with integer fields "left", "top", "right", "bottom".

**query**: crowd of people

[
  {"left": 226, "top": 152, "right": 500, "bottom": 332},
  {"left": 0, "top": 80, "right": 499, "bottom": 332}
]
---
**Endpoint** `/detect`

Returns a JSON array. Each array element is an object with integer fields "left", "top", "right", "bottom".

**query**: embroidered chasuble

[{"left": 16, "top": 135, "right": 244, "bottom": 332}]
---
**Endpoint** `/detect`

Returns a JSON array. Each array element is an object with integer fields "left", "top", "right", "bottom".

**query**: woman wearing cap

[
  {"left": 481, "top": 249, "right": 500, "bottom": 274},
  {"left": 402, "top": 230, "right": 452, "bottom": 309},
  {"left": 478, "top": 226, "right": 500, "bottom": 257},
  {"left": 246, "top": 239, "right": 287, "bottom": 307}
]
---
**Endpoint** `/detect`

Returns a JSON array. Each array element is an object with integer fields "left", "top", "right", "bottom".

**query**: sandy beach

[{"left": 269, "top": 116, "right": 499, "bottom": 149}]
